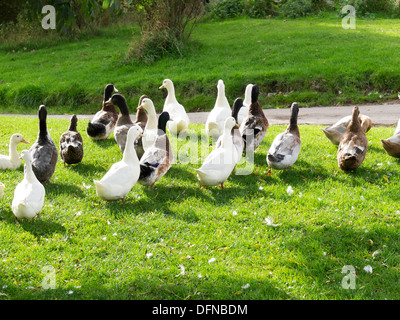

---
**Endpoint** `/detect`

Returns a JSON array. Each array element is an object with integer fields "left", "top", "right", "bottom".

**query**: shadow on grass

[
  {"left": 1, "top": 207, "right": 66, "bottom": 238},
  {"left": 64, "top": 161, "right": 103, "bottom": 177},
  {"left": 280, "top": 223, "right": 400, "bottom": 299},
  {"left": 19, "top": 216, "right": 67, "bottom": 239},
  {"left": 44, "top": 181, "right": 86, "bottom": 198},
  {"left": 91, "top": 138, "right": 117, "bottom": 149}
]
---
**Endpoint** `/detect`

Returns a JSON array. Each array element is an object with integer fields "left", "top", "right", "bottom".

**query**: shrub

[
  {"left": 128, "top": 29, "right": 186, "bottom": 64},
  {"left": 278, "top": 0, "right": 313, "bottom": 18},
  {"left": 127, "top": 0, "right": 204, "bottom": 64},
  {"left": 332, "top": 0, "right": 396, "bottom": 17},
  {"left": 244, "top": 0, "right": 278, "bottom": 18},
  {"left": 210, "top": 0, "right": 245, "bottom": 18}
]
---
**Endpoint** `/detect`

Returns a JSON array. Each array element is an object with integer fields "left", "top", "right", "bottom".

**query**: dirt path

[{"left": 2, "top": 103, "right": 399, "bottom": 127}]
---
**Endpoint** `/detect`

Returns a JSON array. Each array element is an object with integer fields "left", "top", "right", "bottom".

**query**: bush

[
  {"left": 210, "top": 0, "right": 245, "bottom": 19},
  {"left": 332, "top": 0, "right": 396, "bottom": 17},
  {"left": 127, "top": 0, "right": 204, "bottom": 64},
  {"left": 128, "top": 29, "right": 186, "bottom": 64},
  {"left": 278, "top": 0, "right": 313, "bottom": 18},
  {"left": 244, "top": 0, "right": 277, "bottom": 18}
]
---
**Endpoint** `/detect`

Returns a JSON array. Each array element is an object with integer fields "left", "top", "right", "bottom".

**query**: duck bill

[
  {"left": 159, "top": 85, "right": 164, "bottom": 89},
  {"left": 104, "top": 98, "right": 113, "bottom": 107},
  {"left": 137, "top": 105, "right": 144, "bottom": 110},
  {"left": 21, "top": 139, "right": 29, "bottom": 144},
  {"left": 139, "top": 133, "right": 144, "bottom": 137}
]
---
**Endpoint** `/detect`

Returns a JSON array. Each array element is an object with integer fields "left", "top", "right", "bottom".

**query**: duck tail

[
  {"left": 267, "top": 153, "right": 284, "bottom": 163},
  {"left": 87, "top": 122, "right": 105, "bottom": 137}
]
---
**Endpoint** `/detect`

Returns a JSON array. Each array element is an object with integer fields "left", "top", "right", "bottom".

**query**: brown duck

[
  {"left": 239, "top": 84, "right": 269, "bottom": 154},
  {"left": 138, "top": 111, "right": 173, "bottom": 189},
  {"left": 86, "top": 84, "right": 118, "bottom": 140},
  {"left": 59, "top": 114, "right": 83, "bottom": 165},
  {"left": 337, "top": 106, "right": 368, "bottom": 171}
]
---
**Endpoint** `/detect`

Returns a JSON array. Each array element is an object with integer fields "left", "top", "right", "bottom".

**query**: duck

[
  {"left": 205, "top": 79, "right": 232, "bottom": 141},
  {"left": 381, "top": 118, "right": 400, "bottom": 158},
  {"left": 29, "top": 105, "right": 58, "bottom": 183},
  {"left": 137, "top": 97, "right": 159, "bottom": 152},
  {"left": 138, "top": 112, "right": 173, "bottom": 189},
  {"left": 0, "top": 133, "right": 29, "bottom": 170},
  {"left": 237, "top": 83, "right": 253, "bottom": 126},
  {"left": 110, "top": 93, "right": 135, "bottom": 153},
  {"left": 94, "top": 125, "right": 143, "bottom": 203},
  {"left": 266, "top": 102, "right": 301, "bottom": 175},
  {"left": 12, "top": 150, "right": 45, "bottom": 220},
  {"left": 134, "top": 95, "right": 149, "bottom": 131},
  {"left": 159, "top": 79, "right": 190, "bottom": 135},
  {"left": 196, "top": 117, "right": 238, "bottom": 188},
  {"left": 59, "top": 114, "right": 83, "bottom": 165},
  {"left": 239, "top": 84, "right": 269, "bottom": 154},
  {"left": 132, "top": 95, "right": 149, "bottom": 158},
  {"left": 337, "top": 106, "right": 368, "bottom": 171},
  {"left": 86, "top": 83, "right": 119, "bottom": 140},
  {"left": 216, "top": 97, "right": 244, "bottom": 161},
  {"left": 322, "top": 113, "right": 372, "bottom": 145}
]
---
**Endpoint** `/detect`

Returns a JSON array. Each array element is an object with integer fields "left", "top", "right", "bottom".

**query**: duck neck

[
  {"left": 145, "top": 109, "right": 158, "bottom": 130},
  {"left": 249, "top": 102, "right": 263, "bottom": 115},
  {"left": 136, "top": 108, "right": 147, "bottom": 123},
  {"left": 289, "top": 107, "right": 299, "bottom": 133},
  {"left": 349, "top": 110, "right": 361, "bottom": 132},
  {"left": 216, "top": 87, "right": 228, "bottom": 108},
  {"left": 221, "top": 127, "right": 233, "bottom": 149},
  {"left": 123, "top": 135, "right": 140, "bottom": 165},
  {"left": 118, "top": 100, "right": 130, "bottom": 116},
  {"left": 244, "top": 89, "right": 252, "bottom": 106},
  {"left": 69, "top": 120, "right": 77, "bottom": 132},
  {"left": 9, "top": 140, "right": 19, "bottom": 162},
  {"left": 165, "top": 85, "right": 178, "bottom": 105},
  {"left": 24, "top": 159, "right": 36, "bottom": 181},
  {"left": 39, "top": 116, "right": 48, "bottom": 141}
]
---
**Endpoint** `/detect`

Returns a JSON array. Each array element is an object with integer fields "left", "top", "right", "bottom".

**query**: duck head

[
  {"left": 159, "top": 79, "right": 173, "bottom": 90},
  {"left": 10, "top": 133, "right": 29, "bottom": 145},
  {"left": 19, "top": 149, "right": 32, "bottom": 163},
  {"left": 231, "top": 98, "right": 243, "bottom": 126},
  {"left": 127, "top": 125, "right": 144, "bottom": 140},
  {"left": 157, "top": 111, "right": 170, "bottom": 134},
  {"left": 104, "top": 84, "right": 118, "bottom": 102},
  {"left": 224, "top": 116, "right": 237, "bottom": 131},
  {"left": 137, "top": 97, "right": 156, "bottom": 113},
  {"left": 251, "top": 84, "right": 260, "bottom": 104}
]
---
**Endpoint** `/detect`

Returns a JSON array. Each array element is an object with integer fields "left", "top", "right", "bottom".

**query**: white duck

[
  {"left": 205, "top": 79, "right": 232, "bottom": 141},
  {"left": 94, "top": 125, "right": 143, "bottom": 203},
  {"left": 196, "top": 117, "right": 238, "bottom": 188},
  {"left": 215, "top": 98, "right": 244, "bottom": 162},
  {"left": 0, "top": 134, "right": 29, "bottom": 170},
  {"left": 137, "top": 97, "right": 159, "bottom": 152},
  {"left": 381, "top": 118, "right": 400, "bottom": 158},
  {"left": 267, "top": 103, "right": 301, "bottom": 175},
  {"left": 12, "top": 150, "right": 45, "bottom": 220},
  {"left": 237, "top": 84, "right": 253, "bottom": 126},
  {"left": 159, "top": 79, "right": 190, "bottom": 135}
]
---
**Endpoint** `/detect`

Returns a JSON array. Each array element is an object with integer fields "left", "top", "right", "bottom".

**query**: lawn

[
  {"left": 2, "top": 14, "right": 400, "bottom": 114},
  {"left": 0, "top": 114, "right": 399, "bottom": 300}
]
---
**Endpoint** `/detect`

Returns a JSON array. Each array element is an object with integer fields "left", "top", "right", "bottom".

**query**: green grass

[
  {"left": 0, "top": 114, "right": 400, "bottom": 300},
  {"left": 2, "top": 14, "right": 400, "bottom": 114}
]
